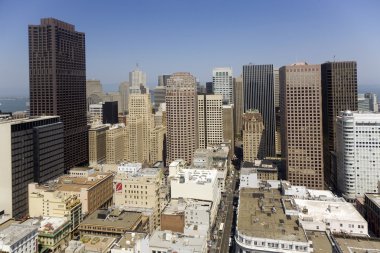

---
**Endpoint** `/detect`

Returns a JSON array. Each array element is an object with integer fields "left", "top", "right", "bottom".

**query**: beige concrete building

[
  {"left": 124, "top": 115, "right": 143, "bottom": 163},
  {"left": 28, "top": 189, "right": 82, "bottom": 231},
  {"left": 242, "top": 110, "right": 265, "bottom": 162},
  {"left": 125, "top": 94, "right": 154, "bottom": 164},
  {"left": 233, "top": 76, "right": 244, "bottom": 136},
  {"left": 280, "top": 63, "right": 324, "bottom": 189},
  {"left": 113, "top": 167, "right": 164, "bottom": 230},
  {"left": 89, "top": 124, "right": 109, "bottom": 166},
  {"left": 28, "top": 168, "right": 113, "bottom": 215},
  {"left": 105, "top": 124, "right": 125, "bottom": 164},
  {"left": 197, "top": 94, "right": 223, "bottom": 148},
  {"left": 150, "top": 126, "right": 166, "bottom": 163},
  {"left": 166, "top": 72, "right": 198, "bottom": 164},
  {"left": 223, "top": 104, "right": 235, "bottom": 154}
]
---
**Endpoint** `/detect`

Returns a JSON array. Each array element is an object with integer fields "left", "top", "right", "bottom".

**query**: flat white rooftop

[
  {"left": 294, "top": 199, "right": 366, "bottom": 223},
  {"left": 0, "top": 224, "right": 37, "bottom": 247}
]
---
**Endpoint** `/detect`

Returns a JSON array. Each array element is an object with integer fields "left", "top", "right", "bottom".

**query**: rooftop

[
  {"left": 237, "top": 188, "right": 308, "bottom": 242},
  {"left": 172, "top": 169, "right": 217, "bottom": 185},
  {"left": 163, "top": 199, "right": 212, "bottom": 215},
  {"left": 80, "top": 235, "right": 116, "bottom": 253},
  {"left": 294, "top": 199, "right": 366, "bottom": 223},
  {"left": 365, "top": 193, "right": 380, "bottom": 208},
  {"left": 80, "top": 209, "right": 142, "bottom": 230},
  {"left": 38, "top": 216, "right": 69, "bottom": 234},
  {"left": 0, "top": 224, "right": 38, "bottom": 247},
  {"left": 0, "top": 115, "right": 59, "bottom": 125},
  {"left": 113, "top": 232, "right": 148, "bottom": 250},
  {"left": 33, "top": 172, "right": 112, "bottom": 192},
  {"left": 305, "top": 231, "right": 333, "bottom": 253},
  {"left": 149, "top": 230, "right": 206, "bottom": 251},
  {"left": 332, "top": 234, "right": 380, "bottom": 253}
]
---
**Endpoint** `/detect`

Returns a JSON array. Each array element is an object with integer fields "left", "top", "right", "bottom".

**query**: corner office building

[
  {"left": 0, "top": 116, "right": 64, "bottom": 218},
  {"left": 28, "top": 18, "right": 88, "bottom": 170}
]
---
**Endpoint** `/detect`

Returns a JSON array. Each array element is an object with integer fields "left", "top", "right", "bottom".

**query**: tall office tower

[
  {"left": 150, "top": 126, "right": 166, "bottom": 163},
  {"left": 153, "top": 86, "right": 166, "bottom": 111},
  {"left": 88, "top": 124, "right": 109, "bottom": 166},
  {"left": 158, "top": 75, "right": 171, "bottom": 86},
  {"left": 242, "top": 110, "right": 265, "bottom": 162},
  {"left": 88, "top": 103, "right": 103, "bottom": 124},
  {"left": 243, "top": 64, "right": 276, "bottom": 158},
  {"left": 105, "top": 124, "right": 125, "bottom": 164},
  {"left": 29, "top": 18, "right": 88, "bottom": 170},
  {"left": 129, "top": 66, "right": 148, "bottom": 94},
  {"left": 223, "top": 104, "right": 235, "bottom": 152},
  {"left": 275, "top": 107, "right": 281, "bottom": 156},
  {"left": 0, "top": 116, "right": 64, "bottom": 218},
  {"left": 119, "top": 82, "right": 130, "bottom": 114},
  {"left": 127, "top": 94, "right": 154, "bottom": 163},
  {"left": 357, "top": 93, "right": 378, "bottom": 112},
  {"left": 280, "top": 63, "right": 324, "bottom": 189},
  {"left": 124, "top": 116, "right": 143, "bottom": 162},
  {"left": 233, "top": 76, "right": 243, "bottom": 135},
  {"left": 273, "top": 69, "right": 280, "bottom": 108},
  {"left": 365, "top": 93, "right": 378, "bottom": 112},
  {"left": 213, "top": 67, "right": 233, "bottom": 104},
  {"left": 102, "top": 101, "right": 119, "bottom": 124},
  {"left": 166, "top": 72, "right": 198, "bottom": 164},
  {"left": 86, "top": 79, "right": 104, "bottom": 110},
  {"left": 206, "top": 82, "right": 214, "bottom": 94},
  {"left": 336, "top": 111, "right": 380, "bottom": 201},
  {"left": 321, "top": 61, "right": 357, "bottom": 188},
  {"left": 197, "top": 94, "right": 224, "bottom": 148}
]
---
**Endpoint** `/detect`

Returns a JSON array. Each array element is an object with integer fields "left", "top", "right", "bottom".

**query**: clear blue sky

[{"left": 1, "top": 0, "right": 380, "bottom": 96}]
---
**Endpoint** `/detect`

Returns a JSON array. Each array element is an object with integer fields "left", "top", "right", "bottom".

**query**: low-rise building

[
  {"left": 239, "top": 160, "right": 278, "bottom": 189},
  {"left": 78, "top": 209, "right": 149, "bottom": 237},
  {"left": 79, "top": 235, "right": 116, "bottom": 253},
  {"left": 235, "top": 188, "right": 312, "bottom": 253},
  {"left": 149, "top": 230, "right": 207, "bottom": 253},
  {"left": 0, "top": 224, "right": 38, "bottom": 253},
  {"left": 331, "top": 233, "right": 380, "bottom": 253},
  {"left": 28, "top": 168, "right": 113, "bottom": 215},
  {"left": 110, "top": 232, "right": 149, "bottom": 253},
  {"left": 161, "top": 198, "right": 213, "bottom": 238},
  {"left": 168, "top": 159, "right": 186, "bottom": 177},
  {"left": 365, "top": 193, "right": 380, "bottom": 237},
  {"left": 113, "top": 166, "right": 164, "bottom": 230},
  {"left": 28, "top": 189, "right": 82, "bottom": 232}
]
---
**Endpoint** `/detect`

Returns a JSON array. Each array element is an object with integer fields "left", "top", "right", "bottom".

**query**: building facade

[
  {"left": 242, "top": 110, "right": 265, "bottom": 161},
  {"left": 233, "top": 76, "right": 244, "bottom": 135},
  {"left": 243, "top": 64, "right": 276, "bottom": 158},
  {"left": 102, "top": 101, "right": 119, "bottom": 124},
  {"left": 106, "top": 124, "right": 125, "bottom": 164},
  {"left": 197, "top": 94, "right": 223, "bottom": 148},
  {"left": 0, "top": 116, "right": 64, "bottom": 218},
  {"left": 88, "top": 124, "right": 109, "bottom": 166},
  {"left": 336, "top": 111, "right": 380, "bottom": 201},
  {"left": 29, "top": 18, "right": 88, "bottom": 170},
  {"left": 280, "top": 63, "right": 324, "bottom": 189},
  {"left": 166, "top": 72, "right": 198, "bottom": 164},
  {"left": 212, "top": 67, "right": 233, "bottom": 104},
  {"left": 321, "top": 61, "right": 357, "bottom": 189}
]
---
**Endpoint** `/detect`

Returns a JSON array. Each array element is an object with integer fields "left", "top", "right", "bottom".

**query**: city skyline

[{"left": 1, "top": 0, "right": 380, "bottom": 96}]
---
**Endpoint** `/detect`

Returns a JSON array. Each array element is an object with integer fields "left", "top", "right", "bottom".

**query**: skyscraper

[
  {"left": 197, "top": 94, "right": 223, "bottom": 148},
  {"left": 212, "top": 67, "right": 233, "bottom": 104},
  {"left": 158, "top": 75, "right": 171, "bottom": 86},
  {"left": 129, "top": 66, "right": 148, "bottom": 94},
  {"left": 102, "top": 101, "right": 119, "bottom": 124},
  {"left": 336, "top": 111, "right": 380, "bottom": 201},
  {"left": 243, "top": 64, "right": 276, "bottom": 158},
  {"left": 242, "top": 110, "right": 265, "bottom": 162},
  {"left": 119, "top": 81, "right": 130, "bottom": 114},
  {"left": 29, "top": 18, "right": 88, "bottom": 170},
  {"left": 280, "top": 62, "right": 324, "bottom": 189},
  {"left": 166, "top": 72, "right": 198, "bottom": 164},
  {"left": 126, "top": 94, "right": 154, "bottom": 163},
  {"left": 0, "top": 116, "right": 64, "bottom": 218},
  {"left": 233, "top": 76, "right": 243, "bottom": 135},
  {"left": 321, "top": 61, "right": 357, "bottom": 188}
]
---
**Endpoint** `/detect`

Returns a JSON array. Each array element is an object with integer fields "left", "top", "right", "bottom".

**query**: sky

[{"left": 0, "top": 0, "right": 380, "bottom": 96}]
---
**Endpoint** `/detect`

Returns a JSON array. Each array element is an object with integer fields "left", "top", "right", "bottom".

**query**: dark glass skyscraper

[
  {"left": 321, "top": 61, "right": 358, "bottom": 189},
  {"left": 102, "top": 101, "right": 119, "bottom": 124},
  {"left": 243, "top": 64, "right": 276, "bottom": 158},
  {"left": 28, "top": 18, "right": 88, "bottom": 170}
]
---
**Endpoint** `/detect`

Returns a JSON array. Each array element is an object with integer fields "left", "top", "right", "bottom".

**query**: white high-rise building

[
  {"left": 197, "top": 94, "right": 223, "bottom": 148},
  {"left": 212, "top": 67, "right": 233, "bottom": 104},
  {"left": 336, "top": 111, "right": 380, "bottom": 201},
  {"left": 129, "top": 66, "right": 148, "bottom": 94}
]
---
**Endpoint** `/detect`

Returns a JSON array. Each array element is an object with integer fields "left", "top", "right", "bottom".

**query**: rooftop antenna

[
  {"left": 136, "top": 63, "right": 139, "bottom": 69},
  {"left": 333, "top": 55, "right": 336, "bottom": 62}
]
